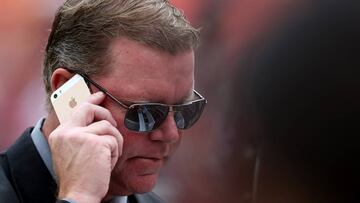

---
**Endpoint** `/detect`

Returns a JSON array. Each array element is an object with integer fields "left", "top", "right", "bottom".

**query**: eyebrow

[{"left": 122, "top": 92, "right": 194, "bottom": 106}]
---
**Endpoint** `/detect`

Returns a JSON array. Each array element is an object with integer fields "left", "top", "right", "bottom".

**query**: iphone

[{"left": 51, "top": 74, "right": 91, "bottom": 124}]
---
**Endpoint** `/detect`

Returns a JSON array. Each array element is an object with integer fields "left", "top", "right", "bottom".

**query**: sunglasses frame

[{"left": 73, "top": 71, "right": 207, "bottom": 131}]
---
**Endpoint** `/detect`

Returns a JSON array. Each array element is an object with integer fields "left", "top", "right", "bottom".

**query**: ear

[{"left": 50, "top": 68, "right": 74, "bottom": 91}]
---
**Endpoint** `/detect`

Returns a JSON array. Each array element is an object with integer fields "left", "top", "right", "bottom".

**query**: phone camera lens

[{"left": 54, "top": 94, "right": 58, "bottom": 99}]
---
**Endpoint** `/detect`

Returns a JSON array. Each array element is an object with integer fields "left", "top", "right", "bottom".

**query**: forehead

[{"left": 99, "top": 37, "right": 195, "bottom": 104}]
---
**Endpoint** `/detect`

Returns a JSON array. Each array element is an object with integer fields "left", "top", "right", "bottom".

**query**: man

[{"left": 0, "top": 0, "right": 206, "bottom": 202}]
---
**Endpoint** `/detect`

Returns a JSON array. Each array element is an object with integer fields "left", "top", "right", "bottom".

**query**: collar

[
  {"left": 30, "top": 117, "right": 56, "bottom": 178},
  {"left": 109, "top": 196, "right": 128, "bottom": 203}
]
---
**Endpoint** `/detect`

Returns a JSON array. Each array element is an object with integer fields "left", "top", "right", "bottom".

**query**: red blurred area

[
  {"left": 0, "top": 1, "right": 304, "bottom": 202},
  {"left": 0, "top": 1, "right": 54, "bottom": 148}
]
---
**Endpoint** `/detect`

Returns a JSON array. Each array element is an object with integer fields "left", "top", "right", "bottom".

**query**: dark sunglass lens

[
  {"left": 174, "top": 111, "right": 185, "bottom": 129},
  {"left": 125, "top": 105, "right": 169, "bottom": 132},
  {"left": 174, "top": 100, "right": 206, "bottom": 129}
]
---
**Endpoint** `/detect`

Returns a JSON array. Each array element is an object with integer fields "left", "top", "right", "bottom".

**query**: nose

[{"left": 149, "top": 112, "right": 180, "bottom": 143}]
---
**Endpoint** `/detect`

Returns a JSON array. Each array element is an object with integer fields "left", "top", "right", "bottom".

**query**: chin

[
  {"left": 108, "top": 172, "right": 159, "bottom": 196},
  {"left": 130, "top": 173, "right": 159, "bottom": 194}
]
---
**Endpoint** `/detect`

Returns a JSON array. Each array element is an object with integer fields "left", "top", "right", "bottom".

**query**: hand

[{"left": 49, "top": 92, "right": 123, "bottom": 203}]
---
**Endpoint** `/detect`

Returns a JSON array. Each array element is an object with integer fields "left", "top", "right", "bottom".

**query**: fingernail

[{"left": 96, "top": 91, "right": 105, "bottom": 96}]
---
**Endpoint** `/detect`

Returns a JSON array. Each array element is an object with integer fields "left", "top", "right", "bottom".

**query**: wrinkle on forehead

[
  {"left": 112, "top": 78, "right": 194, "bottom": 105},
  {"left": 99, "top": 38, "right": 195, "bottom": 105}
]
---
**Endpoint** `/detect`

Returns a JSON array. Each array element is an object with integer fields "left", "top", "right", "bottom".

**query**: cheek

[
  {"left": 104, "top": 103, "right": 137, "bottom": 159},
  {"left": 170, "top": 130, "right": 183, "bottom": 153},
  {"left": 117, "top": 121, "right": 140, "bottom": 159},
  {"left": 104, "top": 102, "right": 131, "bottom": 140}
]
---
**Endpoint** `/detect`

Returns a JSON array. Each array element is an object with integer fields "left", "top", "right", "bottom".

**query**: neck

[{"left": 42, "top": 111, "right": 60, "bottom": 140}]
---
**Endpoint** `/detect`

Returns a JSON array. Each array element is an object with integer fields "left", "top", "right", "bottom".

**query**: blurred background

[{"left": 1, "top": 0, "right": 359, "bottom": 203}]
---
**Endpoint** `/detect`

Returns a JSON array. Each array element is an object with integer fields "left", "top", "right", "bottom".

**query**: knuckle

[
  {"left": 107, "top": 137, "right": 118, "bottom": 147},
  {"left": 65, "top": 126, "right": 80, "bottom": 135},
  {"left": 66, "top": 128, "right": 82, "bottom": 141},
  {"left": 77, "top": 102, "right": 93, "bottom": 113},
  {"left": 100, "top": 120, "right": 113, "bottom": 128},
  {"left": 86, "top": 137, "right": 99, "bottom": 146},
  {"left": 70, "top": 102, "right": 92, "bottom": 118},
  {"left": 81, "top": 102, "right": 92, "bottom": 109},
  {"left": 118, "top": 137, "right": 124, "bottom": 148},
  {"left": 100, "top": 106, "right": 112, "bottom": 115},
  {"left": 48, "top": 127, "right": 64, "bottom": 142},
  {"left": 77, "top": 102, "right": 94, "bottom": 113},
  {"left": 102, "top": 108, "right": 112, "bottom": 118},
  {"left": 53, "top": 127, "right": 83, "bottom": 142}
]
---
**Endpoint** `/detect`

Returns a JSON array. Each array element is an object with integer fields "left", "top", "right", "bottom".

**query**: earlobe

[{"left": 50, "top": 68, "right": 74, "bottom": 91}]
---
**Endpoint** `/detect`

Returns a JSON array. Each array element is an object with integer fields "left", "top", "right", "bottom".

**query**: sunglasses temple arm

[{"left": 77, "top": 72, "right": 129, "bottom": 109}]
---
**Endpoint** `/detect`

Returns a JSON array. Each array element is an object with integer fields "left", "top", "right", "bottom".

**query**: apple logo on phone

[{"left": 69, "top": 97, "right": 77, "bottom": 108}]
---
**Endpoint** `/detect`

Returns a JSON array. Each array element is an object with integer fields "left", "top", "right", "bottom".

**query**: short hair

[{"left": 43, "top": 0, "right": 199, "bottom": 109}]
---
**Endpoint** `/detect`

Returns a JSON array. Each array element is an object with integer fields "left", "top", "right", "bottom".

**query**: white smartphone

[{"left": 51, "top": 74, "right": 91, "bottom": 124}]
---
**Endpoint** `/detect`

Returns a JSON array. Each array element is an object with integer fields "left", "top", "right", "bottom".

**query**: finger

[
  {"left": 85, "top": 120, "right": 118, "bottom": 135},
  {"left": 100, "top": 135, "right": 119, "bottom": 170},
  {"left": 86, "top": 91, "right": 106, "bottom": 105},
  {"left": 85, "top": 120, "right": 123, "bottom": 148},
  {"left": 69, "top": 103, "right": 117, "bottom": 127}
]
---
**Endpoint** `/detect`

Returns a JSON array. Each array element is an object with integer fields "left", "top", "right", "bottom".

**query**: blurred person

[
  {"left": 229, "top": 1, "right": 360, "bottom": 202},
  {"left": 0, "top": 0, "right": 206, "bottom": 203}
]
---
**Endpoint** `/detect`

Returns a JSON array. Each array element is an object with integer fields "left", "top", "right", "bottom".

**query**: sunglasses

[{"left": 75, "top": 71, "right": 207, "bottom": 133}]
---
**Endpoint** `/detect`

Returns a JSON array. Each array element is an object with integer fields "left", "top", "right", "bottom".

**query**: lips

[
  {"left": 137, "top": 156, "right": 160, "bottom": 160},
  {"left": 129, "top": 156, "right": 166, "bottom": 164},
  {"left": 127, "top": 156, "right": 164, "bottom": 175},
  {"left": 130, "top": 153, "right": 169, "bottom": 160},
  {"left": 135, "top": 155, "right": 165, "bottom": 159}
]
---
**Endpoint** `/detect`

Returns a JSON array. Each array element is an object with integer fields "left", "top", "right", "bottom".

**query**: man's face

[{"left": 95, "top": 38, "right": 195, "bottom": 195}]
